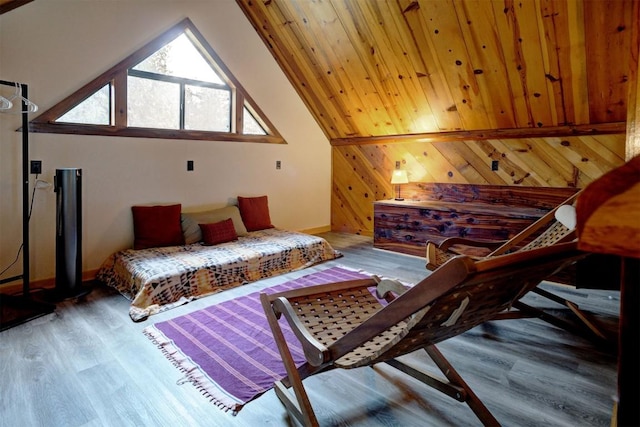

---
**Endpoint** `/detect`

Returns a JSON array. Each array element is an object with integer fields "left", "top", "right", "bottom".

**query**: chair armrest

[
  {"left": 266, "top": 278, "right": 380, "bottom": 301},
  {"left": 271, "top": 296, "right": 330, "bottom": 367},
  {"left": 426, "top": 240, "right": 497, "bottom": 271},
  {"left": 376, "top": 279, "right": 410, "bottom": 302},
  {"left": 436, "top": 237, "right": 507, "bottom": 251}
]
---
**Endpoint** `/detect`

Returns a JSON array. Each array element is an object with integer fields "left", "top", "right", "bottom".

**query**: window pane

[
  {"left": 243, "top": 106, "right": 267, "bottom": 135},
  {"left": 132, "top": 33, "right": 225, "bottom": 85},
  {"left": 184, "top": 85, "right": 230, "bottom": 132},
  {"left": 128, "top": 76, "right": 180, "bottom": 129},
  {"left": 57, "top": 84, "right": 111, "bottom": 125}
]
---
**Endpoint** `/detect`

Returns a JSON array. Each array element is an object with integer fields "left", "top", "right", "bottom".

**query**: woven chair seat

[
  {"left": 521, "top": 221, "right": 571, "bottom": 251},
  {"left": 284, "top": 286, "right": 413, "bottom": 368},
  {"left": 426, "top": 245, "right": 457, "bottom": 270}
]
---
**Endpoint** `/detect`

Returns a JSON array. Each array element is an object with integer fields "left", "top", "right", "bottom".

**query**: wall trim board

[
  {"left": 0, "top": 269, "right": 99, "bottom": 296},
  {"left": 331, "top": 122, "right": 626, "bottom": 146},
  {"left": 299, "top": 225, "right": 332, "bottom": 235}
]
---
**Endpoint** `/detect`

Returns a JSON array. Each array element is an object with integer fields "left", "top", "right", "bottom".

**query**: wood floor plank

[{"left": 0, "top": 232, "right": 619, "bottom": 427}]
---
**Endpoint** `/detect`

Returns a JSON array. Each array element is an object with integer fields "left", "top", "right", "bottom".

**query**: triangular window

[
  {"left": 31, "top": 18, "right": 285, "bottom": 144},
  {"left": 243, "top": 105, "right": 267, "bottom": 135},
  {"left": 132, "top": 33, "right": 224, "bottom": 84},
  {"left": 57, "top": 83, "right": 112, "bottom": 125}
]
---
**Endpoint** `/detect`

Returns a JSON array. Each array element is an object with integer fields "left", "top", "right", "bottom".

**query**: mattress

[{"left": 96, "top": 228, "right": 341, "bottom": 321}]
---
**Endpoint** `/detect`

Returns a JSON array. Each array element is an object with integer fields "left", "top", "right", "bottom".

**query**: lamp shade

[{"left": 390, "top": 169, "right": 409, "bottom": 184}]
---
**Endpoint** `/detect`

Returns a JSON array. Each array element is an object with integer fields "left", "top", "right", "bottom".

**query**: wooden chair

[
  {"left": 261, "top": 242, "right": 587, "bottom": 426},
  {"left": 424, "top": 190, "right": 609, "bottom": 342}
]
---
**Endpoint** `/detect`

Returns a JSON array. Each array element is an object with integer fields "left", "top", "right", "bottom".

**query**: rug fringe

[
  {"left": 143, "top": 325, "right": 244, "bottom": 414},
  {"left": 187, "top": 374, "right": 243, "bottom": 414}
]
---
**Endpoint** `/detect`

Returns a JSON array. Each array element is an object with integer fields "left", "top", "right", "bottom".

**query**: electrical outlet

[
  {"left": 491, "top": 160, "right": 499, "bottom": 171},
  {"left": 187, "top": 160, "right": 194, "bottom": 171},
  {"left": 30, "top": 160, "right": 42, "bottom": 174},
  {"left": 276, "top": 160, "right": 281, "bottom": 170}
]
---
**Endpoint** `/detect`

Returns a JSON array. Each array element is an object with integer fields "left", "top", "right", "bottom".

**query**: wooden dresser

[{"left": 373, "top": 183, "right": 579, "bottom": 258}]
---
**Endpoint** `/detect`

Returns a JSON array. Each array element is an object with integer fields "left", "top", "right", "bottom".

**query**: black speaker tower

[{"left": 45, "top": 168, "right": 91, "bottom": 301}]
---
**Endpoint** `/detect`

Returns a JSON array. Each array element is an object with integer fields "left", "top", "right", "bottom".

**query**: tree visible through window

[
  {"left": 57, "top": 84, "right": 112, "bottom": 125},
  {"left": 31, "top": 18, "right": 283, "bottom": 144}
]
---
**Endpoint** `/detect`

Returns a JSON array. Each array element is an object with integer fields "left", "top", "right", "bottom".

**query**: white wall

[{"left": 0, "top": 0, "right": 331, "bottom": 282}]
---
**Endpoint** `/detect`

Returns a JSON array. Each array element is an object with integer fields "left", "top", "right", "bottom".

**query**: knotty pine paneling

[
  {"left": 238, "top": 0, "right": 636, "bottom": 138},
  {"left": 331, "top": 134, "right": 626, "bottom": 236},
  {"left": 584, "top": 0, "right": 636, "bottom": 124},
  {"left": 237, "top": 0, "right": 636, "bottom": 235}
]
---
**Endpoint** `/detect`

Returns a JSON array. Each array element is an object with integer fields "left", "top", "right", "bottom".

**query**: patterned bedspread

[{"left": 96, "top": 229, "right": 341, "bottom": 321}]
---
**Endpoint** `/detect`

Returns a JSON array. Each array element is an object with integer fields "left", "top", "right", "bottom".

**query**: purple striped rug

[{"left": 143, "top": 266, "right": 372, "bottom": 413}]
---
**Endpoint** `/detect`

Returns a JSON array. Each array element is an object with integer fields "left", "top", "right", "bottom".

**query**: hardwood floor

[{"left": 0, "top": 232, "right": 620, "bottom": 427}]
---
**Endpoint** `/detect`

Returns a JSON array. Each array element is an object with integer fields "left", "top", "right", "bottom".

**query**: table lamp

[{"left": 391, "top": 169, "right": 409, "bottom": 200}]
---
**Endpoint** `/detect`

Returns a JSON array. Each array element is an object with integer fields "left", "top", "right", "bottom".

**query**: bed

[
  {"left": 96, "top": 199, "right": 341, "bottom": 321},
  {"left": 97, "top": 228, "right": 341, "bottom": 321}
]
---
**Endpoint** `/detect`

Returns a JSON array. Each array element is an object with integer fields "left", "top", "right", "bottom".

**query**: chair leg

[
  {"left": 385, "top": 345, "right": 500, "bottom": 426},
  {"left": 513, "top": 300, "right": 596, "bottom": 339},
  {"left": 261, "top": 294, "right": 319, "bottom": 427},
  {"left": 273, "top": 381, "right": 318, "bottom": 427},
  {"left": 531, "top": 287, "right": 609, "bottom": 340},
  {"left": 426, "top": 345, "right": 500, "bottom": 426}
]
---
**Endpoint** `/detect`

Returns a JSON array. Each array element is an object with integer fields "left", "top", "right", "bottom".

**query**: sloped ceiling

[
  {"left": 238, "top": 0, "right": 636, "bottom": 236},
  {"left": 237, "top": 0, "right": 636, "bottom": 140}
]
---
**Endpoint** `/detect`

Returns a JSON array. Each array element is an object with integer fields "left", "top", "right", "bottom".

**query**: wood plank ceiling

[
  {"left": 238, "top": 0, "right": 635, "bottom": 137},
  {"left": 238, "top": 0, "right": 637, "bottom": 235}
]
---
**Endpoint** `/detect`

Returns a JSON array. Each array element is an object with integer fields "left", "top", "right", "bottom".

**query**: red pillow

[
  {"left": 237, "top": 196, "right": 274, "bottom": 231},
  {"left": 131, "top": 204, "right": 184, "bottom": 250},
  {"left": 199, "top": 218, "right": 238, "bottom": 245}
]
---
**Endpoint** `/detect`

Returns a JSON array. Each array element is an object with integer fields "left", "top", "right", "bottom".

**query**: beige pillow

[{"left": 181, "top": 206, "right": 248, "bottom": 244}]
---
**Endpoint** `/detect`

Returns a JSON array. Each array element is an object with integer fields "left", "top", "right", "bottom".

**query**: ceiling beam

[{"left": 331, "top": 122, "right": 626, "bottom": 146}]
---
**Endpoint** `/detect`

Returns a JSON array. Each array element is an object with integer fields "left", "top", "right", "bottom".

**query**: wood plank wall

[{"left": 331, "top": 133, "right": 626, "bottom": 235}]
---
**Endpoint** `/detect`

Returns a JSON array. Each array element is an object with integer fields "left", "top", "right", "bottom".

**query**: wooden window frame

[{"left": 29, "top": 18, "right": 285, "bottom": 145}]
